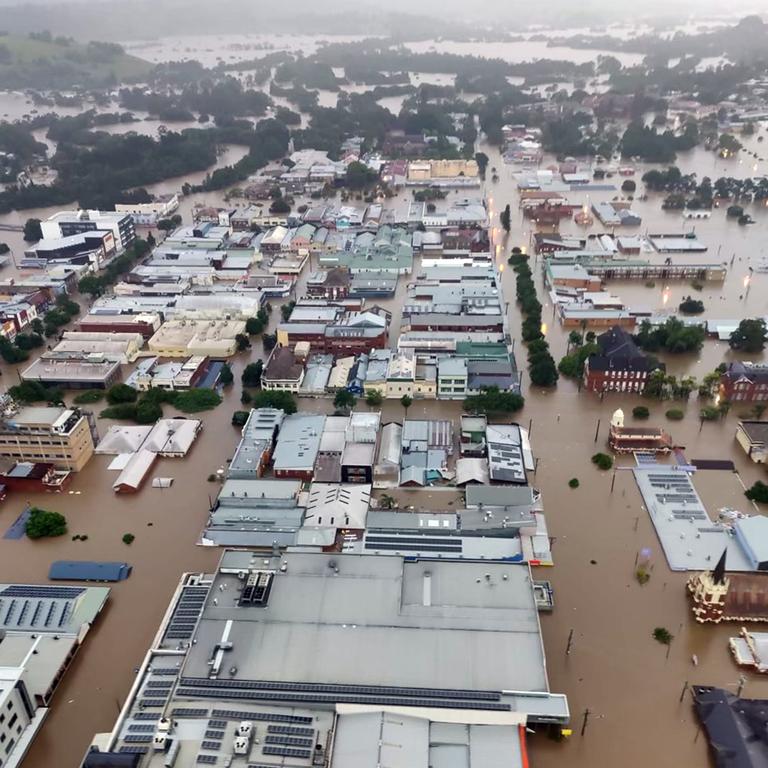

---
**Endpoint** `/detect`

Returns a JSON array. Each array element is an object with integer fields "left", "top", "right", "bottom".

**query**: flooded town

[{"left": 1, "top": 5, "right": 768, "bottom": 768}]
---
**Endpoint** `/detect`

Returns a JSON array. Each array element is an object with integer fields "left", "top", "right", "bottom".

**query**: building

[
  {"left": 82, "top": 550, "right": 568, "bottom": 767},
  {"left": 24, "top": 231, "right": 116, "bottom": 267},
  {"left": 0, "top": 582, "right": 109, "bottom": 768},
  {"left": 41, "top": 209, "right": 135, "bottom": 250},
  {"left": 228, "top": 409, "right": 285, "bottom": 479},
  {"left": 52, "top": 331, "right": 144, "bottom": 364},
  {"left": 736, "top": 420, "right": 768, "bottom": 463},
  {"left": 607, "top": 409, "right": 674, "bottom": 453},
  {"left": 20, "top": 355, "right": 122, "bottom": 390},
  {"left": 126, "top": 355, "right": 211, "bottom": 391},
  {"left": 720, "top": 362, "right": 768, "bottom": 403},
  {"left": 114, "top": 194, "right": 179, "bottom": 225},
  {"left": 78, "top": 311, "right": 162, "bottom": 339},
  {"left": 272, "top": 413, "right": 325, "bottom": 480},
  {"left": 262, "top": 347, "right": 305, "bottom": 392},
  {"left": 688, "top": 550, "right": 768, "bottom": 623},
  {"left": 306, "top": 268, "right": 351, "bottom": 300},
  {"left": 148, "top": 318, "right": 247, "bottom": 358},
  {"left": 583, "top": 326, "right": 659, "bottom": 393}
]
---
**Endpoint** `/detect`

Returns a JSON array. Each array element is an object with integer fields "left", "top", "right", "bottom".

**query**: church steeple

[{"left": 713, "top": 549, "right": 727, "bottom": 585}]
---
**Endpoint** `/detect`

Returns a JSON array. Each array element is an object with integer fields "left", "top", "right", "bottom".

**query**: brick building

[
  {"left": 720, "top": 362, "right": 768, "bottom": 403},
  {"left": 583, "top": 326, "right": 660, "bottom": 393}
]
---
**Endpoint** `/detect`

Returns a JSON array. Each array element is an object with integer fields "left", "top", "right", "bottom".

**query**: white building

[{"left": 114, "top": 193, "right": 180, "bottom": 225}]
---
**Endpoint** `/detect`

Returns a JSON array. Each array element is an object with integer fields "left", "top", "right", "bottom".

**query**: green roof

[{"left": 455, "top": 342, "right": 509, "bottom": 359}]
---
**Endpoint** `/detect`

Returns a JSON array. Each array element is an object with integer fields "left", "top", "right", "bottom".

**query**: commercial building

[
  {"left": 78, "top": 311, "right": 162, "bottom": 339},
  {"left": 487, "top": 424, "right": 530, "bottom": 484},
  {"left": 83, "top": 550, "right": 568, "bottom": 767},
  {"left": 126, "top": 355, "right": 211, "bottom": 391},
  {"left": 0, "top": 582, "right": 109, "bottom": 768},
  {"left": 262, "top": 347, "right": 305, "bottom": 392},
  {"left": 52, "top": 331, "right": 144, "bottom": 364},
  {"left": 41, "top": 210, "right": 135, "bottom": 251},
  {"left": 736, "top": 420, "right": 768, "bottom": 463},
  {"left": 720, "top": 362, "right": 768, "bottom": 403},
  {"left": 583, "top": 326, "right": 660, "bottom": 393},
  {"left": 306, "top": 268, "right": 351, "bottom": 300},
  {"left": 114, "top": 194, "right": 179, "bottom": 225},
  {"left": 24, "top": 231, "right": 116, "bottom": 268},
  {"left": 228, "top": 409, "right": 285, "bottom": 479},
  {"left": 607, "top": 409, "right": 674, "bottom": 453},
  {"left": 148, "top": 318, "right": 247, "bottom": 358},
  {"left": 272, "top": 413, "right": 326, "bottom": 480},
  {"left": 20, "top": 354, "right": 122, "bottom": 390}
]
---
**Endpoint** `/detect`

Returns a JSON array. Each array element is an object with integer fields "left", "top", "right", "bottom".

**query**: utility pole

[
  {"left": 581, "top": 708, "right": 590, "bottom": 736},
  {"left": 594, "top": 418, "right": 601, "bottom": 443},
  {"left": 679, "top": 680, "right": 688, "bottom": 703},
  {"left": 610, "top": 471, "right": 616, "bottom": 493},
  {"left": 566, "top": 628, "right": 574, "bottom": 656}
]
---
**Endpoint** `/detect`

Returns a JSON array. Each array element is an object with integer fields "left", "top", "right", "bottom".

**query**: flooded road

[{"left": 1, "top": 46, "right": 768, "bottom": 768}]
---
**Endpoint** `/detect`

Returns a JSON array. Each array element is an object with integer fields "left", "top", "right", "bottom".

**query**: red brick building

[
  {"left": 719, "top": 362, "right": 768, "bottom": 403},
  {"left": 583, "top": 326, "right": 660, "bottom": 394}
]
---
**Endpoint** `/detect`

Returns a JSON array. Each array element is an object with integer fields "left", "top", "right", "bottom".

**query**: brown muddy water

[{"left": 1, "top": 132, "right": 768, "bottom": 768}]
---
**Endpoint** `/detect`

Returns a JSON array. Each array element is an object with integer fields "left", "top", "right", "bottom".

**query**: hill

[{"left": 0, "top": 33, "right": 152, "bottom": 90}]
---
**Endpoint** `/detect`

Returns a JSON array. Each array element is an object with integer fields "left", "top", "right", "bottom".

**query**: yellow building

[
  {"left": 0, "top": 407, "right": 95, "bottom": 471},
  {"left": 148, "top": 318, "right": 247, "bottom": 358}
]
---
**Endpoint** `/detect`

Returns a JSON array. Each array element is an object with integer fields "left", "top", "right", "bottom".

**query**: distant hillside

[{"left": 0, "top": 33, "right": 152, "bottom": 89}]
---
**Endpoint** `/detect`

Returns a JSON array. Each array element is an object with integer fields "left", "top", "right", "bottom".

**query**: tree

[
  {"left": 727, "top": 204, "right": 744, "bottom": 218},
  {"left": 135, "top": 400, "right": 163, "bottom": 424},
  {"left": 653, "top": 627, "right": 673, "bottom": 645},
  {"left": 380, "top": 493, "right": 396, "bottom": 509},
  {"left": 591, "top": 453, "right": 613, "bottom": 470},
  {"left": 122, "top": 533, "right": 135, "bottom": 545},
  {"left": 529, "top": 357, "right": 559, "bottom": 387},
  {"left": 621, "top": 179, "right": 636, "bottom": 193},
  {"left": 242, "top": 361, "right": 263, "bottom": 387},
  {"left": 500, "top": 204, "right": 511, "bottom": 232},
  {"left": 106, "top": 383, "right": 138, "bottom": 405},
  {"left": 568, "top": 330, "right": 583, "bottom": 349},
  {"left": 635, "top": 317, "right": 705, "bottom": 354},
  {"left": 0, "top": 243, "right": 9, "bottom": 255},
  {"left": 174, "top": 389, "right": 222, "bottom": 412},
  {"left": 26, "top": 508, "right": 67, "bottom": 539},
  {"left": 633, "top": 406, "right": 650, "bottom": 419},
  {"left": 730, "top": 319, "right": 768, "bottom": 353},
  {"left": 344, "top": 161, "right": 376, "bottom": 189},
  {"left": 475, "top": 152, "right": 489, "bottom": 178},
  {"left": 464, "top": 386, "right": 524, "bottom": 415},
  {"left": 250, "top": 389, "right": 297, "bottom": 414},
  {"left": 365, "top": 389, "right": 384, "bottom": 406},
  {"left": 235, "top": 333, "right": 251, "bottom": 351},
  {"left": 678, "top": 296, "right": 704, "bottom": 314},
  {"left": 78, "top": 274, "right": 105, "bottom": 297},
  {"left": 745, "top": 481, "right": 768, "bottom": 504},
  {"left": 280, "top": 301, "right": 296, "bottom": 322},
  {"left": 270, "top": 197, "right": 291, "bottom": 214},
  {"left": 666, "top": 408, "right": 685, "bottom": 420},
  {"left": 245, "top": 316, "right": 265, "bottom": 335},
  {"left": 334, "top": 390, "right": 356, "bottom": 411},
  {"left": 400, "top": 394, "right": 413, "bottom": 414},
  {"left": 219, "top": 363, "right": 234, "bottom": 386},
  {"left": 22, "top": 218, "right": 42, "bottom": 242},
  {"left": 263, "top": 333, "right": 277, "bottom": 352}
]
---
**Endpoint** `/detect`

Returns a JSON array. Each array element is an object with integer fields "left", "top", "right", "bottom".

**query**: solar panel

[
  {"left": 151, "top": 667, "right": 180, "bottom": 676},
  {"left": 170, "top": 707, "right": 210, "bottom": 717},
  {"left": 182, "top": 678, "right": 499, "bottom": 701},
  {"left": 201, "top": 740, "right": 222, "bottom": 750},
  {"left": 205, "top": 730, "right": 225, "bottom": 740},
  {"left": 138, "top": 699, "right": 167, "bottom": 708},
  {"left": 124, "top": 734, "right": 153, "bottom": 743},
  {"left": 265, "top": 735, "right": 313, "bottom": 748},
  {"left": 211, "top": 709, "right": 313, "bottom": 724},
  {"left": 133, "top": 712, "right": 161, "bottom": 721},
  {"left": 127, "top": 724, "right": 156, "bottom": 733},
  {"left": 208, "top": 719, "right": 227, "bottom": 728},
  {"left": 1, "top": 585, "right": 83, "bottom": 599},
  {"left": 146, "top": 680, "right": 174, "bottom": 689},
  {"left": 262, "top": 746, "right": 312, "bottom": 759},
  {"left": 267, "top": 725, "right": 314, "bottom": 737},
  {"left": 196, "top": 756, "right": 217, "bottom": 765},
  {"left": 30, "top": 601, "right": 43, "bottom": 626},
  {"left": 118, "top": 746, "right": 149, "bottom": 755}
]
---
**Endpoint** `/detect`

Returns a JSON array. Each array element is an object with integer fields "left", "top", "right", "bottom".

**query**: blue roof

[{"left": 49, "top": 561, "right": 132, "bottom": 582}]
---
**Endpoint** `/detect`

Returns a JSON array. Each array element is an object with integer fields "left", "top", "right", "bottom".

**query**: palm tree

[
  {"left": 752, "top": 403, "right": 767, "bottom": 420},
  {"left": 380, "top": 494, "right": 396, "bottom": 510},
  {"left": 400, "top": 394, "right": 413, "bottom": 417}
]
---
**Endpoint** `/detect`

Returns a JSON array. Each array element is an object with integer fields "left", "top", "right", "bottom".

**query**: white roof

[
  {"left": 113, "top": 449, "right": 156, "bottom": 491},
  {"left": 142, "top": 419, "right": 202, "bottom": 456},
  {"left": 96, "top": 426, "right": 153, "bottom": 455}
]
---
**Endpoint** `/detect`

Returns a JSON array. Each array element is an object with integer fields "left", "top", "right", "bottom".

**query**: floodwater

[{"left": 1, "top": 37, "right": 768, "bottom": 768}]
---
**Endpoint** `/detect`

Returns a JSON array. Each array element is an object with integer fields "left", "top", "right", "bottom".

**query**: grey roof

[
  {"left": 272, "top": 413, "right": 326, "bottom": 472},
  {"left": 466, "top": 485, "right": 535, "bottom": 508},
  {"left": 486, "top": 424, "right": 526, "bottom": 484},
  {"left": 184, "top": 552, "right": 550, "bottom": 693},
  {"left": 228, "top": 408, "right": 284, "bottom": 477}
]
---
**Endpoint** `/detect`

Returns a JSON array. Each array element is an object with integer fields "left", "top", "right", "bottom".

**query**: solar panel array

[
  {"left": 201, "top": 740, "right": 222, "bottom": 750},
  {"left": 182, "top": 678, "right": 499, "bottom": 700},
  {"left": 180, "top": 688, "right": 509, "bottom": 710},
  {"left": 0, "top": 596, "right": 73, "bottom": 630},
  {"left": 212, "top": 709, "right": 313, "bottom": 724},
  {"left": 1, "top": 585, "right": 83, "bottom": 599},
  {"left": 196, "top": 756, "right": 217, "bottom": 765},
  {"left": 127, "top": 724, "right": 156, "bottom": 733},
  {"left": 263, "top": 745, "right": 312, "bottom": 760},
  {"left": 119, "top": 746, "right": 148, "bottom": 755},
  {"left": 265, "top": 735, "right": 313, "bottom": 748},
  {"left": 124, "top": 734, "right": 153, "bottom": 744},
  {"left": 205, "top": 729, "right": 225, "bottom": 740},
  {"left": 171, "top": 707, "right": 210, "bottom": 718},
  {"left": 133, "top": 712, "right": 161, "bottom": 721},
  {"left": 267, "top": 725, "right": 314, "bottom": 737},
  {"left": 164, "top": 585, "right": 209, "bottom": 641}
]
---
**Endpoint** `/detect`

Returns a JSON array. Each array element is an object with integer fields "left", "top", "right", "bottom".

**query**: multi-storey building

[
  {"left": 720, "top": 362, "right": 768, "bottom": 403},
  {"left": 0, "top": 407, "right": 95, "bottom": 471}
]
